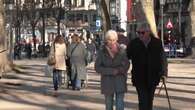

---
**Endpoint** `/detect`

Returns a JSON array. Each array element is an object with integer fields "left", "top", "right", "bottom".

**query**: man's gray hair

[
  {"left": 136, "top": 23, "right": 151, "bottom": 32},
  {"left": 105, "top": 30, "right": 118, "bottom": 41}
]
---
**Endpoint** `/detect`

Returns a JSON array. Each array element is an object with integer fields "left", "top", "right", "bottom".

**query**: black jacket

[{"left": 126, "top": 35, "right": 167, "bottom": 88}]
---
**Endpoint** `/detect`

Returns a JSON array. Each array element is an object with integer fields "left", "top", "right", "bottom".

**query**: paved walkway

[{"left": 0, "top": 58, "right": 195, "bottom": 110}]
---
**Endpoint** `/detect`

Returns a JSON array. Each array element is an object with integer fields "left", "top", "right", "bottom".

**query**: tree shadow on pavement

[{"left": 0, "top": 62, "right": 194, "bottom": 110}]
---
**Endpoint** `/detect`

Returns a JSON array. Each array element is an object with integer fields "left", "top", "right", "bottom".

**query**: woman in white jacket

[{"left": 49, "top": 35, "right": 66, "bottom": 95}]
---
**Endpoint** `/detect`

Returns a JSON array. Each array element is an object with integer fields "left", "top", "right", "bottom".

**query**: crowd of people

[{"left": 46, "top": 23, "right": 168, "bottom": 110}]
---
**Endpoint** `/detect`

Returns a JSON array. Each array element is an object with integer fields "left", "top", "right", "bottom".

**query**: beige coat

[{"left": 49, "top": 43, "right": 66, "bottom": 70}]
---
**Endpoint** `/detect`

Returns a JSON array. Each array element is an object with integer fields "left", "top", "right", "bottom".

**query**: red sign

[
  {"left": 127, "top": 0, "right": 133, "bottom": 22},
  {"left": 166, "top": 19, "right": 173, "bottom": 29}
]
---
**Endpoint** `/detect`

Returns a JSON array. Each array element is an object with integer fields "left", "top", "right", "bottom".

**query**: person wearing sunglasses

[{"left": 126, "top": 23, "right": 168, "bottom": 110}]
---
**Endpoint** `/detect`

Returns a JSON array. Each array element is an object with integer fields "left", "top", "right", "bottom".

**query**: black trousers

[{"left": 136, "top": 86, "right": 156, "bottom": 110}]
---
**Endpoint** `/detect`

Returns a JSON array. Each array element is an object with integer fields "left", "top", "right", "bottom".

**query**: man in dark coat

[{"left": 126, "top": 24, "right": 168, "bottom": 110}]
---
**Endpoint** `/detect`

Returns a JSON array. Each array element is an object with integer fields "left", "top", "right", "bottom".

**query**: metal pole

[
  {"left": 178, "top": 0, "right": 181, "bottom": 37},
  {"left": 178, "top": 0, "right": 184, "bottom": 49},
  {"left": 133, "top": 1, "right": 136, "bottom": 39},
  {"left": 42, "top": 14, "right": 46, "bottom": 57},
  {"left": 161, "top": 4, "right": 164, "bottom": 47}
]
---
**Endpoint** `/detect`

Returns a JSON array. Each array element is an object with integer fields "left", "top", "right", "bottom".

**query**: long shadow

[
  {"left": 88, "top": 79, "right": 100, "bottom": 83},
  {"left": 168, "top": 76, "right": 195, "bottom": 79},
  {"left": 15, "top": 71, "right": 49, "bottom": 78},
  {"left": 167, "top": 81, "right": 195, "bottom": 86},
  {"left": 158, "top": 86, "right": 195, "bottom": 95},
  {"left": 3, "top": 75, "right": 51, "bottom": 84},
  {"left": 16, "top": 64, "right": 46, "bottom": 73},
  {"left": 0, "top": 80, "right": 191, "bottom": 110},
  {"left": 1, "top": 62, "right": 194, "bottom": 109}
]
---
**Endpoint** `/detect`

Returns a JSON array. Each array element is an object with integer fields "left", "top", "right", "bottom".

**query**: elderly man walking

[{"left": 126, "top": 24, "right": 168, "bottom": 110}]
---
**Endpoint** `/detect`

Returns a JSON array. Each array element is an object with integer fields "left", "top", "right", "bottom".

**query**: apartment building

[{"left": 64, "top": 0, "right": 98, "bottom": 32}]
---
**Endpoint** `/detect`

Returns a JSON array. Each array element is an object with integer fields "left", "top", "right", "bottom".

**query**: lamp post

[
  {"left": 178, "top": 0, "right": 182, "bottom": 36},
  {"left": 160, "top": 0, "right": 166, "bottom": 47},
  {"left": 178, "top": 0, "right": 184, "bottom": 48},
  {"left": 7, "top": 0, "right": 14, "bottom": 62},
  {"left": 132, "top": 1, "right": 137, "bottom": 39},
  {"left": 110, "top": 0, "right": 116, "bottom": 29}
]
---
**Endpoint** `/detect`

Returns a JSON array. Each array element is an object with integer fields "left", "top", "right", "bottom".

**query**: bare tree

[{"left": 0, "top": 0, "right": 11, "bottom": 78}]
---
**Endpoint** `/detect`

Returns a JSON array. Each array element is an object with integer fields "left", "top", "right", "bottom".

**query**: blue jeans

[
  {"left": 72, "top": 73, "right": 81, "bottom": 89},
  {"left": 53, "top": 69, "right": 63, "bottom": 91},
  {"left": 136, "top": 86, "right": 156, "bottom": 110},
  {"left": 105, "top": 93, "right": 125, "bottom": 110}
]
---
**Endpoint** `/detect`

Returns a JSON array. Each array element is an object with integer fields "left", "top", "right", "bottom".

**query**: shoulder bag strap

[{"left": 70, "top": 43, "right": 79, "bottom": 56}]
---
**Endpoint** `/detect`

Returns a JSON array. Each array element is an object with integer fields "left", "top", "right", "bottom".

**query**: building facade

[
  {"left": 64, "top": 0, "right": 98, "bottom": 33},
  {"left": 108, "top": 0, "right": 127, "bottom": 30}
]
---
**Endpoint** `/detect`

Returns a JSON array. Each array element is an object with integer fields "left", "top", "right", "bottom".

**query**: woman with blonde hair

[
  {"left": 49, "top": 35, "right": 67, "bottom": 96},
  {"left": 95, "top": 30, "right": 130, "bottom": 110}
]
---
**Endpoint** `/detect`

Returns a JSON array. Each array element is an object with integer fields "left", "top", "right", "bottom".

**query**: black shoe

[{"left": 72, "top": 86, "right": 76, "bottom": 90}]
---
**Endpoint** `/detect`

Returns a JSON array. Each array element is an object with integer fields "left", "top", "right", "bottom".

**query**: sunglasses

[
  {"left": 137, "top": 31, "right": 145, "bottom": 35},
  {"left": 137, "top": 30, "right": 150, "bottom": 35}
]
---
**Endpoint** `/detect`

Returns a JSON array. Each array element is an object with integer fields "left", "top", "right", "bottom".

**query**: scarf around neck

[{"left": 106, "top": 43, "right": 119, "bottom": 58}]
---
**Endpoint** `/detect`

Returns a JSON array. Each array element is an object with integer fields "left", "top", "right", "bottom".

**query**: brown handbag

[{"left": 47, "top": 43, "right": 56, "bottom": 65}]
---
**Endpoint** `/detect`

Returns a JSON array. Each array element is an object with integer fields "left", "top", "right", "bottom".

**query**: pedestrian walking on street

[
  {"left": 95, "top": 30, "right": 130, "bottom": 110},
  {"left": 26, "top": 43, "right": 32, "bottom": 59},
  {"left": 116, "top": 27, "right": 129, "bottom": 49},
  {"left": 126, "top": 23, "right": 168, "bottom": 110},
  {"left": 67, "top": 34, "right": 88, "bottom": 90},
  {"left": 86, "top": 38, "right": 96, "bottom": 63},
  {"left": 49, "top": 35, "right": 67, "bottom": 96}
]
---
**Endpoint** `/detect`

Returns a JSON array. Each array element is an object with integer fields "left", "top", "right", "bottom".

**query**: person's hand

[
  {"left": 161, "top": 75, "right": 167, "bottom": 83},
  {"left": 118, "top": 67, "right": 126, "bottom": 75},
  {"left": 120, "top": 44, "right": 127, "bottom": 49},
  {"left": 113, "top": 69, "right": 119, "bottom": 76}
]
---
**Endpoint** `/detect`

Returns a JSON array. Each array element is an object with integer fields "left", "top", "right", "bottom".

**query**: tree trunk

[
  {"left": 100, "top": 0, "right": 111, "bottom": 32},
  {"left": 32, "top": 23, "right": 36, "bottom": 51},
  {"left": 0, "top": 0, "right": 11, "bottom": 78},
  {"left": 190, "top": 0, "right": 195, "bottom": 58}
]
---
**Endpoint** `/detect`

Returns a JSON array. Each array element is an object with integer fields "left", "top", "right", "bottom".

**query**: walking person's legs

[
  {"left": 148, "top": 86, "right": 156, "bottom": 110},
  {"left": 115, "top": 93, "right": 125, "bottom": 110},
  {"left": 53, "top": 69, "right": 58, "bottom": 91},
  {"left": 75, "top": 78, "right": 81, "bottom": 89},
  {"left": 105, "top": 94, "right": 114, "bottom": 110},
  {"left": 57, "top": 70, "right": 63, "bottom": 87},
  {"left": 136, "top": 87, "right": 149, "bottom": 110}
]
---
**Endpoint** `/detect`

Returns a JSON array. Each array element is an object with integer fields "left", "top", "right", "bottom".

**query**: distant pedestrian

[
  {"left": 95, "top": 30, "right": 130, "bottom": 110},
  {"left": 116, "top": 27, "right": 129, "bottom": 49},
  {"left": 45, "top": 42, "right": 50, "bottom": 57},
  {"left": 126, "top": 23, "right": 168, "bottom": 110},
  {"left": 14, "top": 43, "right": 21, "bottom": 60},
  {"left": 26, "top": 43, "right": 32, "bottom": 59},
  {"left": 49, "top": 35, "right": 67, "bottom": 96},
  {"left": 67, "top": 34, "right": 88, "bottom": 90},
  {"left": 86, "top": 38, "right": 96, "bottom": 63}
]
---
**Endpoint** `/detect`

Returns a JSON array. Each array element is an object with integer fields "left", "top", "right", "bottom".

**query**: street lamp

[
  {"left": 110, "top": 1, "right": 116, "bottom": 16},
  {"left": 110, "top": 0, "right": 117, "bottom": 29},
  {"left": 160, "top": 0, "right": 166, "bottom": 47},
  {"left": 132, "top": 1, "right": 137, "bottom": 39}
]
